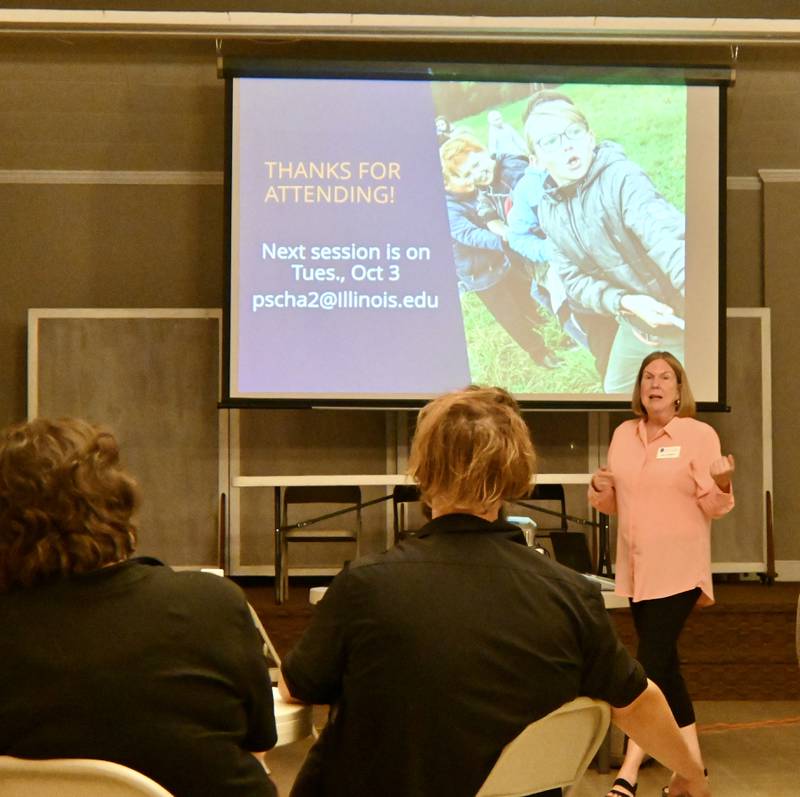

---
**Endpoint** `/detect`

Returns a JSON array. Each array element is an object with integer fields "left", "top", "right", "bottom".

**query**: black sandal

[{"left": 608, "top": 777, "right": 637, "bottom": 797}]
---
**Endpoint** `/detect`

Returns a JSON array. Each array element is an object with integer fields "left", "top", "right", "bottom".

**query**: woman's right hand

[{"left": 591, "top": 466, "right": 614, "bottom": 492}]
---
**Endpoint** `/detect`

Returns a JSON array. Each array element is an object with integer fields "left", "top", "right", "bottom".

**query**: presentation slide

[{"left": 228, "top": 74, "right": 721, "bottom": 406}]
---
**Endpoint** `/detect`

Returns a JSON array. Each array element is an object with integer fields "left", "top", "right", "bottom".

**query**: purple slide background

[{"left": 234, "top": 78, "right": 469, "bottom": 396}]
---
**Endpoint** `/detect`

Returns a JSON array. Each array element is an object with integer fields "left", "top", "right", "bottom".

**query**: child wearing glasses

[{"left": 520, "top": 90, "right": 686, "bottom": 393}]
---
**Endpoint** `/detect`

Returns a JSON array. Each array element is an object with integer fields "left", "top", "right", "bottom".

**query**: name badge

[{"left": 656, "top": 446, "right": 681, "bottom": 459}]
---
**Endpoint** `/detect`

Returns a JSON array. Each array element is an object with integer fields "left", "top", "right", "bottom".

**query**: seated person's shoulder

[
  {"left": 144, "top": 563, "right": 251, "bottom": 613},
  {"left": 528, "top": 552, "right": 603, "bottom": 604},
  {"left": 177, "top": 569, "right": 248, "bottom": 601}
]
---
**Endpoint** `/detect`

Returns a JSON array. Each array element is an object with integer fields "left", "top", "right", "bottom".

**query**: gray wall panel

[{"left": 33, "top": 314, "right": 222, "bottom": 567}]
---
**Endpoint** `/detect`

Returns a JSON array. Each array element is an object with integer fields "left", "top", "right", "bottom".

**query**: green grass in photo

[
  {"left": 453, "top": 83, "right": 687, "bottom": 210},
  {"left": 461, "top": 291, "right": 603, "bottom": 394}
]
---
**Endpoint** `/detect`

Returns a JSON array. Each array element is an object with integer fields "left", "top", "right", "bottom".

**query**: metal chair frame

[{"left": 276, "top": 485, "right": 362, "bottom": 603}]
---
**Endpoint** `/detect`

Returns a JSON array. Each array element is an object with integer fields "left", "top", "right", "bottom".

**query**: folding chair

[
  {"left": 529, "top": 483, "right": 568, "bottom": 532},
  {"left": 476, "top": 698, "right": 610, "bottom": 797},
  {"left": 391, "top": 484, "right": 422, "bottom": 545},
  {"left": 526, "top": 484, "right": 593, "bottom": 573},
  {"left": 0, "top": 756, "right": 173, "bottom": 797},
  {"left": 276, "top": 485, "right": 361, "bottom": 603}
]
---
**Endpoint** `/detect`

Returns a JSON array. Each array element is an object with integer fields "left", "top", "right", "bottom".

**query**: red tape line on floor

[{"left": 698, "top": 716, "right": 800, "bottom": 734}]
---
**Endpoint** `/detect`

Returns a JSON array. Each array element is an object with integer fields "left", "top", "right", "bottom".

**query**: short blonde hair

[
  {"left": 0, "top": 417, "right": 139, "bottom": 592},
  {"left": 522, "top": 90, "right": 590, "bottom": 156},
  {"left": 631, "top": 351, "right": 696, "bottom": 418},
  {"left": 408, "top": 386, "right": 536, "bottom": 512}
]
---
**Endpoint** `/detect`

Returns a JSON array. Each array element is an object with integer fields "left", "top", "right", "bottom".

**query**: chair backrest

[
  {"left": 527, "top": 484, "right": 593, "bottom": 572},
  {"left": 475, "top": 697, "right": 610, "bottom": 797},
  {"left": 549, "top": 532, "right": 594, "bottom": 574},
  {"left": 392, "top": 484, "right": 422, "bottom": 544},
  {"left": 283, "top": 485, "right": 362, "bottom": 508},
  {"left": 529, "top": 483, "right": 568, "bottom": 532},
  {"left": 282, "top": 485, "right": 362, "bottom": 532},
  {"left": 0, "top": 757, "right": 174, "bottom": 797}
]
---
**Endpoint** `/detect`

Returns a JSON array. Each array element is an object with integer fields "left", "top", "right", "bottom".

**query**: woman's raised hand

[
  {"left": 591, "top": 466, "right": 615, "bottom": 492},
  {"left": 709, "top": 454, "right": 735, "bottom": 491}
]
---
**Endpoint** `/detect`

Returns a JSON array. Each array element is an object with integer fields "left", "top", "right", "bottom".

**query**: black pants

[
  {"left": 477, "top": 260, "right": 549, "bottom": 359},
  {"left": 629, "top": 588, "right": 701, "bottom": 727}
]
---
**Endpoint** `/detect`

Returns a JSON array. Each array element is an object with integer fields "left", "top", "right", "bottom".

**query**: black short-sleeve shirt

[
  {"left": 283, "top": 514, "right": 646, "bottom": 797},
  {"left": 0, "top": 558, "right": 277, "bottom": 797}
]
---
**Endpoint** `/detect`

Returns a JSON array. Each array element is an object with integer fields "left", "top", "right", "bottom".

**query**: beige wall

[{"left": 1, "top": 33, "right": 799, "bottom": 563}]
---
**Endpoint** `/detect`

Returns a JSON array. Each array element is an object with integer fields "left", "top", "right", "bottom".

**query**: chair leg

[
  {"left": 274, "top": 525, "right": 283, "bottom": 604},
  {"left": 279, "top": 533, "right": 290, "bottom": 604},
  {"left": 274, "top": 487, "right": 284, "bottom": 604},
  {"left": 596, "top": 727, "right": 611, "bottom": 773}
]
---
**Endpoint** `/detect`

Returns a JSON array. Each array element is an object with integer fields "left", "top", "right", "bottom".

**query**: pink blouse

[{"left": 588, "top": 417, "right": 734, "bottom": 606}]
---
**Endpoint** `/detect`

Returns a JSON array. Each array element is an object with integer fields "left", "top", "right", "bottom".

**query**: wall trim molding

[
  {"left": 0, "top": 170, "right": 223, "bottom": 186},
  {"left": 775, "top": 560, "right": 800, "bottom": 582},
  {"left": 727, "top": 176, "right": 762, "bottom": 191},
  {"left": 2, "top": 10, "right": 800, "bottom": 45},
  {"left": 759, "top": 169, "right": 800, "bottom": 183}
]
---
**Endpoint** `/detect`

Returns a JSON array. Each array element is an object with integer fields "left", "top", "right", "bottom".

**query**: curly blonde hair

[
  {"left": 439, "top": 132, "right": 485, "bottom": 191},
  {"left": 408, "top": 386, "right": 536, "bottom": 513},
  {"left": 0, "top": 417, "right": 139, "bottom": 592}
]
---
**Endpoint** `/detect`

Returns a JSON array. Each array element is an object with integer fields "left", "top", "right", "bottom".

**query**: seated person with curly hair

[{"left": 0, "top": 417, "right": 277, "bottom": 797}]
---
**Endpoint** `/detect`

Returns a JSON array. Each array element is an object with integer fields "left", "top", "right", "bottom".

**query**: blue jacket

[
  {"left": 506, "top": 165, "right": 554, "bottom": 268},
  {"left": 445, "top": 154, "right": 527, "bottom": 292}
]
